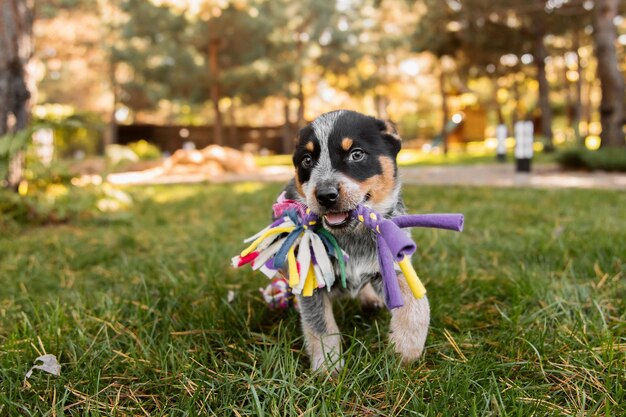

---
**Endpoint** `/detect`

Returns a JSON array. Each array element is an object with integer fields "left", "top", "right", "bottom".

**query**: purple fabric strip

[
  {"left": 352, "top": 204, "right": 418, "bottom": 261},
  {"left": 392, "top": 213, "right": 464, "bottom": 232},
  {"left": 378, "top": 220, "right": 416, "bottom": 262},
  {"left": 377, "top": 234, "right": 404, "bottom": 309},
  {"left": 269, "top": 217, "right": 286, "bottom": 228}
]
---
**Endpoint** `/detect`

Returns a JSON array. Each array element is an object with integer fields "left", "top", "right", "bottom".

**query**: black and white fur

[{"left": 283, "top": 110, "right": 430, "bottom": 373}]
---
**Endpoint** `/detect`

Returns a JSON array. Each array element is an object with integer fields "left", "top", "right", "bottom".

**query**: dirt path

[
  {"left": 399, "top": 164, "right": 626, "bottom": 190},
  {"left": 107, "top": 163, "right": 626, "bottom": 190}
]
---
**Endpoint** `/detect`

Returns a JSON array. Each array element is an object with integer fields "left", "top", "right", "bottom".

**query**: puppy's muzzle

[{"left": 316, "top": 184, "right": 339, "bottom": 209}]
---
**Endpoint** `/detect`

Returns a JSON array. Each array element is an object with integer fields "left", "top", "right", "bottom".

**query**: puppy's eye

[
  {"left": 301, "top": 155, "right": 313, "bottom": 168},
  {"left": 349, "top": 148, "right": 365, "bottom": 162}
]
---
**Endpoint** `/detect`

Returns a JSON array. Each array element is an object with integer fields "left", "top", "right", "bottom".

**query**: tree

[
  {"left": 111, "top": 0, "right": 374, "bottom": 153},
  {"left": 336, "top": 0, "right": 417, "bottom": 120},
  {"left": 113, "top": 0, "right": 207, "bottom": 114},
  {"left": 114, "top": 1, "right": 288, "bottom": 145},
  {"left": 265, "top": 0, "right": 362, "bottom": 129},
  {"left": 464, "top": 0, "right": 567, "bottom": 152},
  {"left": 192, "top": 3, "right": 277, "bottom": 145},
  {"left": 412, "top": 0, "right": 599, "bottom": 152},
  {"left": 411, "top": 0, "right": 463, "bottom": 153},
  {"left": 437, "top": 1, "right": 526, "bottom": 128},
  {"left": 593, "top": 0, "right": 625, "bottom": 147},
  {"left": 0, "top": 0, "right": 34, "bottom": 189}
]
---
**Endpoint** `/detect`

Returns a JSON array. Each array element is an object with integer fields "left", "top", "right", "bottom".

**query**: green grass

[{"left": 1, "top": 183, "right": 624, "bottom": 415}]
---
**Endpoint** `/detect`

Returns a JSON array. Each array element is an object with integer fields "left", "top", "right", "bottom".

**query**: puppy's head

[{"left": 292, "top": 110, "right": 402, "bottom": 233}]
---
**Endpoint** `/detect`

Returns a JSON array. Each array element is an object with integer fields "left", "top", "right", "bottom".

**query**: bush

[
  {"left": 0, "top": 185, "right": 98, "bottom": 228},
  {"left": 33, "top": 111, "right": 105, "bottom": 158},
  {"left": 0, "top": 127, "right": 34, "bottom": 181},
  {"left": 583, "top": 148, "right": 626, "bottom": 171},
  {"left": 127, "top": 140, "right": 161, "bottom": 161},
  {"left": 105, "top": 144, "right": 139, "bottom": 166},
  {"left": 1, "top": 157, "right": 133, "bottom": 229},
  {"left": 0, "top": 182, "right": 133, "bottom": 229},
  {"left": 556, "top": 147, "right": 626, "bottom": 172},
  {"left": 555, "top": 148, "right": 587, "bottom": 170}
]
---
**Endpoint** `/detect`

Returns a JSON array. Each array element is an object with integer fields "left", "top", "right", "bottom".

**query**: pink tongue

[{"left": 324, "top": 212, "right": 349, "bottom": 225}]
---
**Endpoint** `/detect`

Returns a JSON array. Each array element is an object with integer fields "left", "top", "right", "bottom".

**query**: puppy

[{"left": 282, "top": 110, "right": 430, "bottom": 373}]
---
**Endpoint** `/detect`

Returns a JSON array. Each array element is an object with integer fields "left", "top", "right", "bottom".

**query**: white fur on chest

[{"left": 343, "top": 253, "right": 379, "bottom": 297}]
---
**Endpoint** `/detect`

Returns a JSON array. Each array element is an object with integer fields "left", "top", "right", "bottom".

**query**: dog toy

[
  {"left": 233, "top": 197, "right": 463, "bottom": 310},
  {"left": 259, "top": 276, "right": 298, "bottom": 310}
]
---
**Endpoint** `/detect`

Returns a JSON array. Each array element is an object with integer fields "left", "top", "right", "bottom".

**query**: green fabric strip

[{"left": 318, "top": 228, "right": 347, "bottom": 289}]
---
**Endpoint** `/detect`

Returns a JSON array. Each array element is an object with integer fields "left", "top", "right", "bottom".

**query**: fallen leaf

[{"left": 24, "top": 354, "right": 61, "bottom": 383}]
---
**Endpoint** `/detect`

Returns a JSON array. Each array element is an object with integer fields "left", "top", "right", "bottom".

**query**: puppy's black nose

[{"left": 316, "top": 185, "right": 339, "bottom": 208}]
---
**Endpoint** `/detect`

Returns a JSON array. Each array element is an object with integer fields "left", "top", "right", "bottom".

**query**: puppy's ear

[{"left": 376, "top": 119, "right": 402, "bottom": 155}]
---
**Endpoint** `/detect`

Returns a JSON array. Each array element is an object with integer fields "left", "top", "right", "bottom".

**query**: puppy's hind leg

[
  {"left": 298, "top": 291, "right": 343, "bottom": 373},
  {"left": 358, "top": 281, "right": 384, "bottom": 311},
  {"left": 389, "top": 273, "right": 430, "bottom": 362}
]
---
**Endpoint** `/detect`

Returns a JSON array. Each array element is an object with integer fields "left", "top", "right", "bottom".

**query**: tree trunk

[
  {"left": 281, "top": 97, "right": 294, "bottom": 154},
  {"left": 296, "top": 76, "right": 305, "bottom": 129},
  {"left": 572, "top": 31, "right": 583, "bottom": 145},
  {"left": 492, "top": 76, "right": 504, "bottom": 125},
  {"left": 103, "top": 55, "right": 117, "bottom": 152},
  {"left": 375, "top": 94, "right": 389, "bottom": 120},
  {"left": 511, "top": 75, "right": 521, "bottom": 126},
  {"left": 593, "top": 0, "right": 625, "bottom": 148},
  {"left": 228, "top": 99, "right": 237, "bottom": 148},
  {"left": 534, "top": 31, "right": 555, "bottom": 152},
  {"left": 0, "top": 0, "right": 34, "bottom": 190},
  {"left": 584, "top": 79, "right": 593, "bottom": 138},
  {"left": 99, "top": 0, "right": 118, "bottom": 152},
  {"left": 439, "top": 61, "right": 449, "bottom": 155},
  {"left": 563, "top": 54, "right": 573, "bottom": 126},
  {"left": 295, "top": 36, "right": 306, "bottom": 130},
  {"left": 209, "top": 37, "right": 223, "bottom": 145}
]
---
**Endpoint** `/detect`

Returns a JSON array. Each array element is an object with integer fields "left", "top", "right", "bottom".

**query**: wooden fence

[{"left": 116, "top": 124, "right": 290, "bottom": 154}]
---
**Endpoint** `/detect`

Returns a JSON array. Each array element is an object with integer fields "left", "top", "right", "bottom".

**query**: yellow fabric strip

[
  {"left": 302, "top": 264, "right": 316, "bottom": 297},
  {"left": 240, "top": 226, "right": 294, "bottom": 257},
  {"left": 287, "top": 245, "right": 299, "bottom": 287},
  {"left": 398, "top": 256, "right": 427, "bottom": 299}
]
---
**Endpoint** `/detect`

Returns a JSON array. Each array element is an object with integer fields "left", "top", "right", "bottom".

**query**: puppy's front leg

[
  {"left": 389, "top": 272, "right": 430, "bottom": 362},
  {"left": 298, "top": 291, "right": 343, "bottom": 373}
]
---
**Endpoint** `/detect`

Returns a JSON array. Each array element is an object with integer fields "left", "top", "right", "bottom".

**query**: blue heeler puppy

[{"left": 282, "top": 110, "right": 430, "bottom": 373}]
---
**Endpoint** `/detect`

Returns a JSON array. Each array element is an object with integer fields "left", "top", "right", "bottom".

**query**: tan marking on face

[
  {"left": 341, "top": 137, "right": 353, "bottom": 151},
  {"left": 305, "top": 141, "right": 314, "bottom": 152},
  {"left": 294, "top": 170, "right": 305, "bottom": 197},
  {"left": 357, "top": 156, "right": 396, "bottom": 204}
]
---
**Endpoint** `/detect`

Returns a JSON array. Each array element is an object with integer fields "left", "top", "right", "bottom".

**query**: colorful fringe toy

[
  {"left": 233, "top": 197, "right": 464, "bottom": 310},
  {"left": 259, "top": 276, "right": 297, "bottom": 310}
]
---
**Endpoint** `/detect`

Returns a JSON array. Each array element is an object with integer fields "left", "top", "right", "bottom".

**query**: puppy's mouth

[
  {"left": 323, "top": 212, "right": 352, "bottom": 229},
  {"left": 319, "top": 193, "right": 371, "bottom": 230}
]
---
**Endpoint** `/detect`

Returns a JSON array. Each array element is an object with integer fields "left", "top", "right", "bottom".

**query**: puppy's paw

[
  {"left": 358, "top": 282, "right": 384, "bottom": 311},
  {"left": 389, "top": 327, "right": 426, "bottom": 363},
  {"left": 389, "top": 296, "right": 430, "bottom": 363},
  {"left": 311, "top": 353, "right": 344, "bottom": 376},
  {"left": 305, "top": 331, "right": 343, "bottom": 375}
]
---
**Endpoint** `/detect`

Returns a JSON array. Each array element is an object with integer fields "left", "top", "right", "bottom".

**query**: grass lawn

[{"left": 1, "top": 183, "right": 624, "bottom": 415}]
